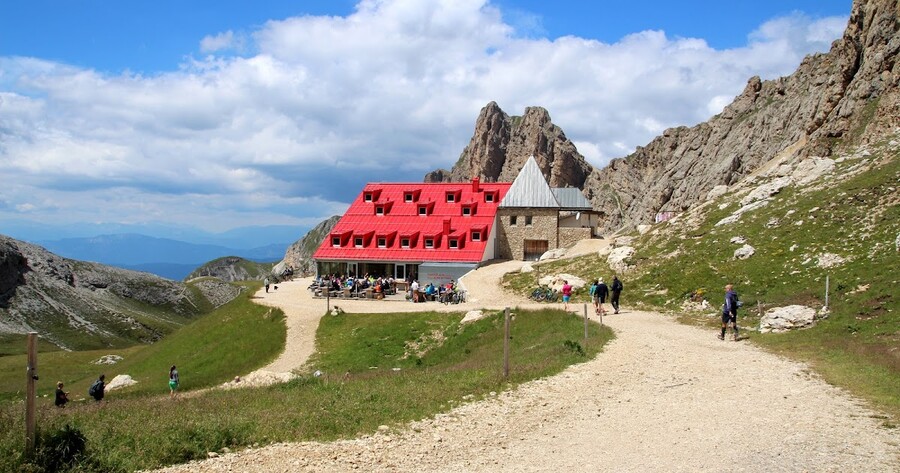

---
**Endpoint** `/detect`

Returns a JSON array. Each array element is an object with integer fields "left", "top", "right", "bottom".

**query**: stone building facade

[{"left": 496, "top": 208, "right": 558, "bottom": 260}]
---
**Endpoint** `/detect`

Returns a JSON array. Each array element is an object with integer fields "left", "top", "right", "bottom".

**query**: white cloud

[{"left": 0, "top": 1, "right": 847, "bottom": 233}]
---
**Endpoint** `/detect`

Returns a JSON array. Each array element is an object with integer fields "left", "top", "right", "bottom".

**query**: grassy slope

[
  {"left": 2, "top": 308, "right": 612, "bottom": 472},
  {"left": 506, "top": 145, "right": 899, "bottom": 420},
  {"left": 0, "top": 282, "right": 284, "bottom": 403}
]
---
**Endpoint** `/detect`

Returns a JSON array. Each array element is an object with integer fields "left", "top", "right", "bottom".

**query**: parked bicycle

[{"left": 530, "top": 286, "right": 558, "bottom": 302}]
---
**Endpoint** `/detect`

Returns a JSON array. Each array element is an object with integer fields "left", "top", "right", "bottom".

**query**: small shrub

[
  {"left": 27, "top": 424, "right": 88, "bottom": 472},
  {"left": 563, "top": 340, "right": 585, "bottom": 357}
]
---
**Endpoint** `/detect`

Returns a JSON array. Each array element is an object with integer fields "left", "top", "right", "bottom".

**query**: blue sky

[{"left": 0, "top": 0, "right": 851, "bottom": 240}]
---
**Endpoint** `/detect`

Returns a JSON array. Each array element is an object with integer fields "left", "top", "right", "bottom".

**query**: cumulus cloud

[{"left": 0, "top": 0, "right": 847, "bottom": 232}]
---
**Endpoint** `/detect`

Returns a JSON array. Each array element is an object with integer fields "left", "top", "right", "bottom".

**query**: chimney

[
  {"left": 443, "top": 218, "right": 451, "bottom": 235},
  {"left": 472, "top": 176, "right": 480, "bottom": 192}
]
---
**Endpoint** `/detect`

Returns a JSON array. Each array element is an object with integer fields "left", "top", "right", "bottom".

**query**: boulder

[
  {"left": 538, "top": 274, "right": 586, "bottom": 291},
  {"left": 636, "top": 224, "right": 652, "bottom": 235},
  {"left": 106, "top": 374, "right": 137, "bottom": 391},
  {"left": 539, "top": 248, "right": 567, "bottom": 261},
  {"left": 733, "top": 244, "right": 755, "bottom": 260},
  {"left": 759, "top": 305, "right": 818, "bottom": 333},
  {"left": 740, "top": 177, "right": 792, "bottom": 206},
  {"left": 792, "top": 157, "right": 835, "bottom": 186},
  {"left": 520, "top": 263, "right": 534, "bottom": 273},
  {"left": 706, "top": 185, "right": 728, "bottom": 201},
  {"left": 93, "top": 354, "right": 123, "bottom": 365},
  {"left": 461, "top": 310, "right": 488, "bottom": 324},
  {"left": 730, "top": 236, "right": 747, "bottom": 245},
  {"left": 607, "top": 246, "right": 635, "bottom": 273}
]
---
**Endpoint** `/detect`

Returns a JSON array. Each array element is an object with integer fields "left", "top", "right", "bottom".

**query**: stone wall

[
  {"left": 559, "top": 227, "right": 592, "bottom": 248},
  {"left": 496, "top": 208, "right": 558, "bottom": 260}
]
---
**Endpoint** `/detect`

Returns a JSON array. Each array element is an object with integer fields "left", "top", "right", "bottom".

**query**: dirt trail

[{"left": 158, "top": 246, "right": 899, "bottom": 471}]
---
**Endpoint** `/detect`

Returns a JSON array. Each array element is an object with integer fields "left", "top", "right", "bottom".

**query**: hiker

[
  {"left": 589, "top": 280, "right": 599, "bottom": 314},
  {"left": 410, "top": 280, "right": 420, "bottom": 302},
  {"left": 89, "top": 374, "right": 106, "bottom": 402},
  {"left": 597, "top": 278, "right": 609, "bottom": 315},
  {"left": 720, "top": 284, "right": 740, "bottom": 341},
  {"left": 169, "top": 365, "right": 180, "bottom": 398},
  {"left": 611, "top": 276, "right": 623, "bottom": 314},
  {"left": 561, "top": 280, "right": 573, "bottom": 311},
  {"left": 55, "top": 381, "right": 69, "bottom": 407},
  {"left": 264, "top": 277, "right": 270, "bottom": 293}
]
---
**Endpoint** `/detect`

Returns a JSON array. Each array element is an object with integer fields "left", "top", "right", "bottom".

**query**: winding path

[{"left": 160, "top": 250, "right": 899, "bottom": 472}]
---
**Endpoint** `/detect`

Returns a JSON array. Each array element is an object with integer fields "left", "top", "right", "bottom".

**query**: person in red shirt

[{"left": 561, "top": 280, "right": 573, "bottom": 311}]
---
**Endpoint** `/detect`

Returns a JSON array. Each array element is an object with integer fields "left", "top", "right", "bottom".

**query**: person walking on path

[
  {"left": 589, "top": 280, "right": 599, "bottom": 315},
  {"left": 596, "top": 278, "right": 609, "bottom": 315},
  {"left": 55, "top": 381, "right": 69, "bottom": 407},
  {"left": 264, "top": 277, "right": 271, "bottom": 293},
  {"left": 89, "top": 374, "right": 106, "bottom": 402},
  {"left": 561, "top": 280, "right": 573, "bottom": 311},
  {"left": 610, "top": 276, "right": 623, "bottom": 314},
  {"left": 169, "top": 365, "right": 180, "bottom": 398},
  {"left": 720, "top": 284, "right": 740, "bottom": 341}
]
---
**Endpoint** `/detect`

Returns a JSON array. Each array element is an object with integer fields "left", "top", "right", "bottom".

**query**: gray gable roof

[
  {"left": 551, "top": 188, "right": 593, "bottom": 210},
  {"left": 499, "top": 156, "right": 560, "bottom": 208}
]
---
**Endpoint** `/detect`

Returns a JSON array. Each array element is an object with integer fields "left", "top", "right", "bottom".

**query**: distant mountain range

[{"left": 38, "top": 234, "right": 290, "bottom": 280}]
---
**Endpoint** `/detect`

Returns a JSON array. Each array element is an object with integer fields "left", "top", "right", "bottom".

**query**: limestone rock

[
  {"left": 636, "top": 224, "right": 652, "bottom": 235},
  {"left": 792, "top": 157, "right": 835, "bottom": 185},
  {"left": 706, "top": 185, "right": 729, "bottom": 201},
  {"left": 539, "top": 248, "right": 567, "bottom": 261},
  {"left": 734, "top": 245, "right": 756, "bottom": 260},
  {"left": 759, "top": 305, "right": 819, "bottom": 333},
  {"left": 817, "top": 253, "right": 847, "bottom": 268},
  {"left": 730, "top": 236, "right": 747, "bottom": 245},
  {"left": 740, "top": 177, "right": 792, "bottom": 206},
  {"left": 461, "top": 310, "right": 487, "bottom": 324},
  {"left": 106, "top": 374, "right": 137, "bottom": 391},
  {"left": 93, "top": 355, "right": 123, "bottom": 365},
  {"left": 425, "top": 102, "right": 592, "bottom": 190},
  {"left": 538, "top": 274, "right": 586, "bottom": 291},
  {"left": 520, "top": 263, "right": 534, "bottom": 273},
  {"left": 607, "top": 246, "right": 635, "bottom": 273}
]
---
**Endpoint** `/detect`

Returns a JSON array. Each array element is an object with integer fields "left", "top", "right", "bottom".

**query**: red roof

[{"left": 314, "top": 180, "right": 511, "bottom": 263}]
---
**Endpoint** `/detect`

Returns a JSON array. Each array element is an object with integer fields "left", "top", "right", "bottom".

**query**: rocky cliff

[
  {"left": 427, "top": 0, "right": 899, "bottom": 233},
  {"left": 424, "top": 102, "right": 593, "bottom": 188},
  {"left": 276, "top": 215, "right": 341, "bottom": 276},
  {"left": 0, "top": 235, "right": 240, "bottom": 351}
]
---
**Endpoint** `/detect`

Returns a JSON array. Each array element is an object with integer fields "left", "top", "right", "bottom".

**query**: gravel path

[{"left": 158, "top": 253, "right": 899, "bottom": 472}]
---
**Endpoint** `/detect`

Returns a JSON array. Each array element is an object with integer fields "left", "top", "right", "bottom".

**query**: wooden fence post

[
  {"left": 25, "top": 332, "right": 37, "bottom": 457},
  {"left": 503, "top": 307, "right": 510, "bottom": 379}
]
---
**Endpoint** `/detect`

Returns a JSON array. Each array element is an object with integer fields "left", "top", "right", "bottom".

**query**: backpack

[{"left": 88, "top": 380, "right": 102, "bottom": 398}]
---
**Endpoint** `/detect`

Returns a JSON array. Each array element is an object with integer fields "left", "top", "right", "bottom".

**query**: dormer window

[
  {"left": 404, "top": 193, "right": 414, "bottom": 202},
  {"left": 471, "top": 231, "right": 481, "bottom": 241},
  {"left": 331, "top": 237, "right": 341, "bottom": 247},
  {"left": 462, "top": 207, "right": 471, "bottom": 216},
  {"left": 445, "top": 190, "right": 461, "bottom": 203},
  {"left": 364, "top": 193, "right": 373, "bottom": 202},
  {"left": 484, "top": 192, "right": 495, "bottom": 203},
  {"left": 377, "top": 237, "right": 387, "bottom": 248},
  {"left": 354, "top": 237, "right": 364, "bottom": 248},
  {"left": 375, "top": 206, "right": 384, "bottom": 215},
  {"left": 418, "top": 206, "right": 427, "bottom": 216},
  {"left": 401, "top": 238, "right": 410, "bottom": 248},
  {"left": 446, "top": 193, "right": 455, "bottom": 203},
  {"left": 424, "top": 238, "right": 434, "bottom": 249},
  {"left": 449, "top": 239, "right": 459, "bottom": 249}
]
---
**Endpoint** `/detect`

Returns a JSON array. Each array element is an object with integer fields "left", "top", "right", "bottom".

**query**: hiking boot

[{"left": 717, "top": 334, "right": 725, "bottom": 341}]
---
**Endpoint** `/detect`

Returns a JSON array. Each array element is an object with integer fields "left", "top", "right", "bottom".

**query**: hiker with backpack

[
  {"left": 610, "top": 276, "right": 623, "bottom": 314},
  {"left": 89, "top": 374, "right": 106, "bottom": 402},
  {"left": 720, "top": 284, "right": 741, "bottom": 341}
]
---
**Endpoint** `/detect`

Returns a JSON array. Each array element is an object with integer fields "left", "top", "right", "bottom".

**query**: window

[
  {"left": 471, "top": 231, "right": 481, "bottom": 241},
  {"left": 364, "top": 193, "right": 373, "bottom": 202},
  {"left": 462, "top": 207, "right": 471, "bottom": 216},
  {"left": 354, "top": 237, "right": 364, "bottom": 248},
  {"left": 418, "top": 206, "right": 427, "bottom": 216},
  {"left": 401, "top": 238, "right": 410, "bottom": 248},
  {"left": 375, "top": 206, "right": 384, "bottom": 215},
  {"left": 525, "top": 215, "right": 533, "bottom": 226},
  {"left": 449, "top": 239, "right": 458, "bottom": 249},
  {"left": 331, "top": 237, "right": 341, "bottom": 247},
  {"left": 446, "top": 193, "right": 455, "bottom": 203},
  {"left": 424, "top": 238, "right": 434, "bottom": 249},
  {"left": 485, "top": 193, "right": 494, "bottom": 203},
  {"left": 404, "top": 193, "right": 413, "bottom": 202},
  {"left": 377, "top": 238, "right": 387, "bottom": 248},
  {"left": 510, "top": 215, "right": 518, "bottom": 226}
]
